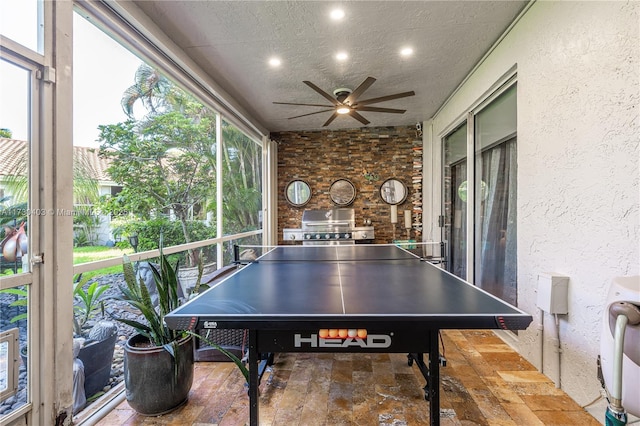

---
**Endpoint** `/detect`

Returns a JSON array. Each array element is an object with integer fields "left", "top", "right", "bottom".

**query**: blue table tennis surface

[{"left": 165, "top": 245, "right": 532, "bottom": 331}]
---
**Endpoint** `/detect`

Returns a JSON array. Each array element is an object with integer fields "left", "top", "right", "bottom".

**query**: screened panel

[
  {"left": 95, "top": 59, "right": 218, "bottom": 266},
  {"left": 0, "top": 38, "right": 39, "bottom": 424},
  {"left": 0, "top": 286, "right": 29, "bottom": 415},
  {"left": 0, "top": 59, "right": 31, "bottom": 276},
  {"left": 221, "top": 120, "right": 263, "bottom": 236}
]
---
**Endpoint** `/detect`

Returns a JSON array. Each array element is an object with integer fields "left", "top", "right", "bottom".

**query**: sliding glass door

[
  {"left": 442, "top": 83, "right": 517, "bottom": 306},
  {"left": 443, "top": 123, "right": 467, "bottom": 279}
]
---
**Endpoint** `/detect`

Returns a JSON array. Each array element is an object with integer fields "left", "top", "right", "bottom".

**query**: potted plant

[
  {"left": 115, "top": 246, "right": 195, "bottom": 416},
  {"left": 0, "top": 278, "right": 117, "bottom": 410},
  {"left": 72, "top": 279, "right": 118, "bottom": 404}
]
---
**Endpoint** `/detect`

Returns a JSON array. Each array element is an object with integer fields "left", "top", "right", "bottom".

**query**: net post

[{"left": 233, "top": 244, "right": 240, "bottom": 264}]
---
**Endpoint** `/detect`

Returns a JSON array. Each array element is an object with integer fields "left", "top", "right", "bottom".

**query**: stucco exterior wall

[{"left": 429, "top": 0, "right": 639, "bottom": 409}]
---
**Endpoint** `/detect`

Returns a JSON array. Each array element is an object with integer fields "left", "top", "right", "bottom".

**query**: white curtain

[{"left": 477, "top": 138, "right": 517, "bottom": 305}]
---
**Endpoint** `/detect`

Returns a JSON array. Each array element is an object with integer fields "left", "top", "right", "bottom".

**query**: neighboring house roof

[
  {"left": 0, "top": 138, "right": 114, "bottom": 183},
  {"left": 74, "top": 145, "right": 113, "bottom": 182},
  {"left": 0, "top": 138, "right": 26, "bottom": 179}
]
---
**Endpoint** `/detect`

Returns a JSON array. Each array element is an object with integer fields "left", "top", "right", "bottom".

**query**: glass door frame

[
  {"left": 0, "top": 40, "right": 44, "bottom": 426},
  {"left": 1, "top": 2, "right": 76, "bottom": 424},
  {"left": 439, "top": 73, "right": 517, "bottom": 286}
]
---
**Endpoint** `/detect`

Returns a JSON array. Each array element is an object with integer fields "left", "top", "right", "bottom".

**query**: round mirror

[
  {"left": 329, "top": 179, "right": 356, "bottom": 206},
  {"left": 285, "top": 180, "right": 311, "bottom": 207},
  {"left": 379, "top": 178, "right": 408, "bottom": 205}
]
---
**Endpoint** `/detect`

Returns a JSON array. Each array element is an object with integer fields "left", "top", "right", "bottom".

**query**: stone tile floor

[{"left": 96, "top": 330, "right": 603, "bottom": 425}]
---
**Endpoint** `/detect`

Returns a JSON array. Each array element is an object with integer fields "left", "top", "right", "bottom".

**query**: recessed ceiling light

[
  {"left": 400, "top": 47, "right": 414, "bottom": 57},
  {"left": 268, "top": 57, "right": 281, "bottom": 67},
  {"left": 330, "top": 9, "right": 345, "bottom": 20},
  {"left": 336, "top": 52, "right": 348, "bottom": 61}
]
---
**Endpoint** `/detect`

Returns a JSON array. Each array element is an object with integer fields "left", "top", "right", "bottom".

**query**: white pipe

[
  {"left": 537, "top": 308, "right": 544, "bottom": 372},
  {"left": 611, "top": 314, "right": 629, "bottom": 409},
  {"left": 555, "top": 313, "right": 562, "bottom": 389}
]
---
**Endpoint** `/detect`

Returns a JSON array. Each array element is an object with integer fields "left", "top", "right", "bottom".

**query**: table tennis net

[{"left": 233, "top": 242, "right": 447, "bottom": 266}]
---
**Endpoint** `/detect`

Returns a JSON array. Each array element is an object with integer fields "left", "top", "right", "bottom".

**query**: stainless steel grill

[{"left": 283, "top": 208, "right": 374, "bottom": 245}]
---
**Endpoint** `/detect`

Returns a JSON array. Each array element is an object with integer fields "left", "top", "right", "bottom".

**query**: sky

[{"left": 0, "top": 1, "right": 143, "bottom": 147}]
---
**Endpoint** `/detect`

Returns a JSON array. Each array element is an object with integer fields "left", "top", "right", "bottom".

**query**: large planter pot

[
  {"left": 77, "top": 333, "right": 117, "bottom": 398},
  {"left": 177, "top": 261, "right": 216, "bottom": 298},
  {"left": 124, "top": 334, "right": 194, "bottom": 416}
]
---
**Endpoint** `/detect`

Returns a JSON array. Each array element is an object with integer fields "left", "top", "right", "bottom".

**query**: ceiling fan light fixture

[
  {"left": 330, "top": 9, "right": 345, "bottom": 20},
  {"left": 400, "top": 47, "right": 414, "bottom": 57},
  {"left": 268, "top": 57, "right": 281, "bottom": 67},
  {"left": 336, "top": 106, "right": 351, "bottom": 114}
]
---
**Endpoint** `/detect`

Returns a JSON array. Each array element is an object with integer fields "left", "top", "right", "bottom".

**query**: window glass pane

[
  {"left": 221, "top": 120, "right": 262, "bottom": 236},
  {"left": 443, "top": 123, "right": 467, "bottom": 279},
  {"left": 476, "top": 85, "right": 517, "bottom": 149},
  {"left": 474, "top": 85, "right": 517, "bottom": 305},
  {"left": 0, "top": 0, "right": 42, "bottom": 53}
]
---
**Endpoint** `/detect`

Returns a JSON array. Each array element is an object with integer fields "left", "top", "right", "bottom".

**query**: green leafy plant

[
  {"left": 185, "top": 330, "right": 249, "bottom": 383},
  {"left": 0, "top": 287, "right": 27, "bottom": 323},
  {"left": 115, "top": 245, "right": 189, "bottom": 354},
  {"left": 1, "top": 277, "right": 111, "bottom": 364},
  {"left": 114, "top": 243, "right": 248, "bottom": 383},
  {"left": 73, "top": 279, "right": 109, "bottom": 336}
]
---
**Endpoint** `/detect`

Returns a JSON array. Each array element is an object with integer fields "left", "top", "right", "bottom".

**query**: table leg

[
  {"left": 428, "top": 329, "right": 440, "bottom": 426},
  {"left": 248, "top": 329, "right": 259, "bottom": 426}
]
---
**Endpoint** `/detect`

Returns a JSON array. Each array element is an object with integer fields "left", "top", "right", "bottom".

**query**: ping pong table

[{"left": 165, "top": 244, "right": 532, "bottom": 425}]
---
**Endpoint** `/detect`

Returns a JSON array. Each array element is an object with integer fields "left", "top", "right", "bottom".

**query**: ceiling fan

[{"left": 273, "top": 76, "right": 415, "bottom": 127}]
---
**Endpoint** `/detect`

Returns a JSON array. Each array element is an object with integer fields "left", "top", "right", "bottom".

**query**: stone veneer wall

[{"left": 272, "top": 126, "right": 422, "bottom": 245}]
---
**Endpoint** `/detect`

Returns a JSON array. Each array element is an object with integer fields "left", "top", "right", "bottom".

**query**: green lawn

[
  {"left": 73, "top": 245, "right": 133, "bottom": 264},
  {"left": 73, "top": 245, "right": 134, "bottom": 283},
  {"left": 2, "top": 245, "right": 133, "bottom": 281}
]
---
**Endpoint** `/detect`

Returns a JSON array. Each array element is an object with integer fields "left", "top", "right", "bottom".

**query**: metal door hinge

[
  {"left": 30, "top": 254, "right": 44, "bottom": 265},
  {"left": 437, "top": 215, "right": 445, "bottom": 227}
]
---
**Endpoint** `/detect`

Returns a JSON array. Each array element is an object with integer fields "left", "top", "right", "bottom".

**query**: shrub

[{"left": 115, "top": 218, "right": 216, "bottom": 263}]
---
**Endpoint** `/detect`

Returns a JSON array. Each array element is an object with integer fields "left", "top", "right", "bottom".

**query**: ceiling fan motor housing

[{"left": 333, "top": 87, "right": 352, "bottom": 103}]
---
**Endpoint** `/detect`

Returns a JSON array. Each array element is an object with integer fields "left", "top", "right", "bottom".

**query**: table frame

[{"left": 244, "top": 326, "right": 442, "bottom": 425}]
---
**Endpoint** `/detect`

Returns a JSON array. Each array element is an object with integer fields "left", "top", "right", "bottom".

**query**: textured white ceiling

[{"left": 132, "top": 1, "right": 527, "bottom": 133}]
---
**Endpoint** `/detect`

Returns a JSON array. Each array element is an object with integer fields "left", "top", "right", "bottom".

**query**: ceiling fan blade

[
  {"left": 344, "top": 76, "right": 376, "bottom": 105},
  {"left": 349, "top": 110, "right": 370, "bottom": 125},
  {"left": 356, "top": 91, "right": 416, "bottom": 106},
  {"left": 355, "top": 106, "right": 407, "bottom": 114},
  {"left": 274, "top": 101, "right": 334, "bottom": 108},
  {"left": 303, "top": 81, "right": 339, "bottom": 105},
  {"left": 323, "top": 112, "right": 339, "bottom": 127},
  {"left": 288, "top": 109, "right": 336, "bottom": 119}
]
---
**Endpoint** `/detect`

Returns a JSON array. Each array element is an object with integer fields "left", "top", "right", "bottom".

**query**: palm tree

[
  {"left": 120, "top": 64, "right": 185, "bottom": 118},
  {"left": 117, "top": 64, "right": 262, "bottom": 237}
]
